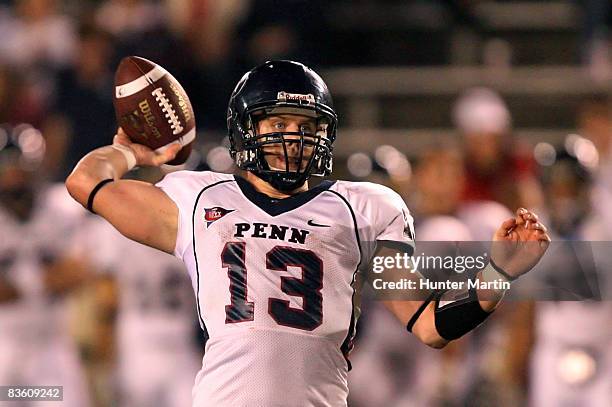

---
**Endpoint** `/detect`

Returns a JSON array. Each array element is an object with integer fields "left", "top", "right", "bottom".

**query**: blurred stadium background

[{"left": 0, "top": 0, "right": 611, "bottom": 406}]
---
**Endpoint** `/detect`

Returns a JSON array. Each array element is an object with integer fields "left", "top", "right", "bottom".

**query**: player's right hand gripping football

[{"left": 113, "top": 127, "right": 182, "bottom": 167}]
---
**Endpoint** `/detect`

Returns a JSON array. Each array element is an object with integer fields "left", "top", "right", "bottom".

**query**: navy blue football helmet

[{"left": 227, "top": 60, "right": 338, "bottom": 191}]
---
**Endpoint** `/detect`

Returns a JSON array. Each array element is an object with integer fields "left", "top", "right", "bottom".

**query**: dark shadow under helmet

[{"left": 227, "top": 60, "right": 338, "bottom": 191}]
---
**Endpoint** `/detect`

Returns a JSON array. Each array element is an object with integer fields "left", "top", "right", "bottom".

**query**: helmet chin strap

[{"left": 253, "top": 169, "right": 309, "bottom": 193}]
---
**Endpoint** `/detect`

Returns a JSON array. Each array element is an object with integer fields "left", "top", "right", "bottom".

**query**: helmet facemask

[
  {"left": 233, "top": 105, "right": 335, "bottom": 192},
  {"left": 227, "top": 61, "right": 338, "bottom": 192}
]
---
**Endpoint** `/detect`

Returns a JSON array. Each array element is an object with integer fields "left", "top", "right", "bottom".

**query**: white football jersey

[
  {"left": 73, "top": 216, "right": 197, "bottom": 348},
  {"left": 72, "top": 216, "right": 201, "bottom": 407},
  {"left": 0, "top": 183, "right": 85, "bottom": 340},
  {"left": 0, "top": 184, "right": 91, "bottom": 407},
  {"left": 157, "top": 171, "right": 414, "bottom": 407},
  {"left": 530, "top": 220, "right": 612, "bottom": 406}
]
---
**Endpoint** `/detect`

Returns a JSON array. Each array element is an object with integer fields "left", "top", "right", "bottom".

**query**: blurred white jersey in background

[
  {"left": 73, "top": 216, "right": 201, "bottom": 407},
  {"left": 0, "top": 184, "right": 90, "bottom": 407}
]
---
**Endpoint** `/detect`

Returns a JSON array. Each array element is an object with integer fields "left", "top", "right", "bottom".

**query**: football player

[
  {"left": 66, "top": 60, "right": 550, "bottom": 406},
  {"left": 0, "top": 132, "right": 92, "bottom": 406},
  {"left": 529, "top": 142, "right": 612, "bottom": 406},
  {"left": 72, "top": 213, "right": 201, "bottom": 407}
]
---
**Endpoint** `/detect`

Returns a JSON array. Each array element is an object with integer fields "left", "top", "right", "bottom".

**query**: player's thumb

[{"left": 155, "top": 143, "right": 181, "bottom": 165}]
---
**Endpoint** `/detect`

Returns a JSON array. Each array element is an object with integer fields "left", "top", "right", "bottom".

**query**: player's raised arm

[
  {"left": 381, "top": 208, "right": 550, "bottom": 349},
  {"left": 65, "top": 128, "right": 182, "bottom": 253}
]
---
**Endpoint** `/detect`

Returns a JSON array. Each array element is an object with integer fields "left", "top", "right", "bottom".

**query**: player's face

[
  {"left": 256, "top": 114, "right": 319, "bottom": 172},
  {"left": 465, "top": 132, "right": 503, "bottom": 168},
  {"left": 545, "top": 161, "right": 589, "bottom": 234},
  {"left": 0, "top": 165, "right": 35, "bottom": 221}
]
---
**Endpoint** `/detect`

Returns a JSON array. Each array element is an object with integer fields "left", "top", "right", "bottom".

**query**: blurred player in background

[
  {"left": 453, "top": 87, "right": 540, "bottom": 211},
  {"left": 66, "top": 60, "right": 550, "bottom": 406},
  {"left": 579, "top": 97, "right": 612, "bottom": 232},
  {"left": 0, "top": 126, "right": 91, "bottom": 406},
  {"left": 71, "top": 169, "right": 201, "bottom": 407},
  {"left": 529, "top": 138, "right": 612, "bottom": 407}
]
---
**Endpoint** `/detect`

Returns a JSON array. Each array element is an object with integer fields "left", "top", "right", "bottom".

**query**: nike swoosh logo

[{"left": 307, "top": 219, "right": 331, "bottom": 228}]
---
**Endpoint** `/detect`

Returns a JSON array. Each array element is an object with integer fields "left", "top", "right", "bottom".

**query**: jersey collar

[{"left": 233, "top": 175, "right": 336, "bottom": 217}]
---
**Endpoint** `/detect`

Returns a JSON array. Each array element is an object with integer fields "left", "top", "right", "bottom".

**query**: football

[{"left": 113, "top": 56, "right": 196, "bottom": 165}]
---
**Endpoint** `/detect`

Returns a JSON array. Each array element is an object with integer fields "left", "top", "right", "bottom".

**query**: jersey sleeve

[
  {"left": 368, "top": 185, "right": 415, "bottom": 252},
  {"left": 339, "top": 181, "right": 416, "bottom": 253},
  {"left": 156, "top": 170, "right": 228, "bottom": 259}
]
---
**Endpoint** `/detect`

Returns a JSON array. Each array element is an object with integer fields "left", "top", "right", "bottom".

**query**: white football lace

[{"left": 152, "top": 87, "right": 184, "bottom": 135}]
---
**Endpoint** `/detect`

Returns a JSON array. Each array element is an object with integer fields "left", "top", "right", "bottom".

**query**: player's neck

[{"left": 244, "top": 171, "right": 309, "bottom": 199}]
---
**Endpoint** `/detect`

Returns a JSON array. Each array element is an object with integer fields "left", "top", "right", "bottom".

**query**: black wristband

[
  {"left": 87, "top": 178, "right": 114, "bottom": 214},
  {"left": 489, "top": 259, "right": 518, "bottom": 281}
]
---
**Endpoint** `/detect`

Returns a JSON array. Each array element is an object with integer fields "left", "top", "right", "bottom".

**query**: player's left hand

[{"left": 490, "top": 208, "right": 551, "bottom": 279}]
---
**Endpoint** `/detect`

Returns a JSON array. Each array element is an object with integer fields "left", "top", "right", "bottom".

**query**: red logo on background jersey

[{"left": 204, "top": 207, "right": 235, "bottom": 228}]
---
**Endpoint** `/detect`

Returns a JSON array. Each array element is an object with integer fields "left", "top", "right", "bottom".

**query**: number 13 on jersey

[{"left": 221, "top": 242, "right": 323, "bottom": 331}]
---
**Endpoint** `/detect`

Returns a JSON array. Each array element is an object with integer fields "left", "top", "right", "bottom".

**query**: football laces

[{"left": 152, "top": 87, "right": 184, "bottom": 135}]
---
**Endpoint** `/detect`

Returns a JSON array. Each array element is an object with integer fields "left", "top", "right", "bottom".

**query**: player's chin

[
  {"left": 266, "top": 156, "right": 309, "bottom": 172},
  {"left": 269, "top": 164, "right": 302, "bottom": 172}
]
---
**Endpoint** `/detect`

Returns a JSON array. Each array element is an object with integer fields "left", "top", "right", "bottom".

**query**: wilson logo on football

[{"left": 204, "top": 207, "right": 235, "bottom": 228}]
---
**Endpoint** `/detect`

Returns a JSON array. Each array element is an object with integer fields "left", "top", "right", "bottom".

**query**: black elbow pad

[{"left": 433, "top": 286, "right": 492, "bottom": 340}]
